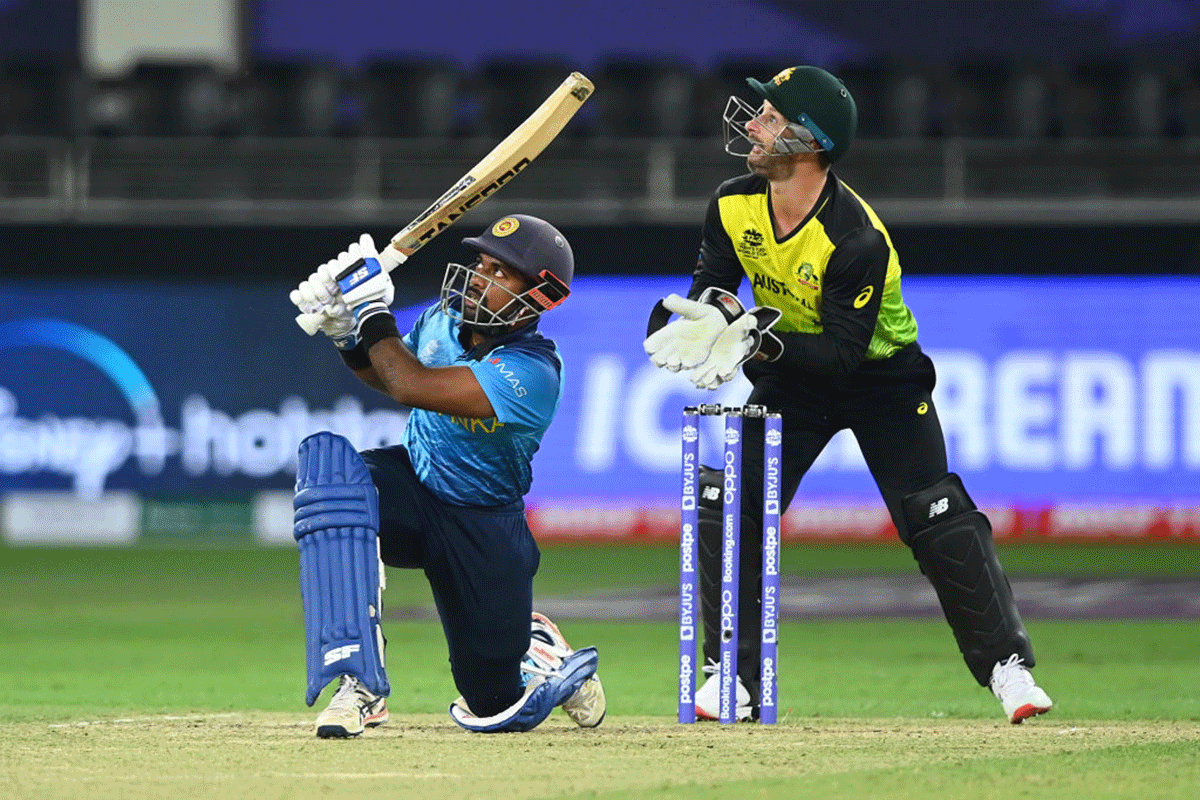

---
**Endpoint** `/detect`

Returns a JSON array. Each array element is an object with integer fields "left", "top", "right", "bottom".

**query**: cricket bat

[{"left": 296, "top": 71, "right": 595, "bottom": 335}]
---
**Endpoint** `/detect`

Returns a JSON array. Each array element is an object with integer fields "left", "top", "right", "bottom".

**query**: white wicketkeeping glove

[
  {"left": 690, "top": 306, "right": 784, "bottom": 390},
  {"left": 290, "top": 259, "right": 358, "bottom": 349},
  {"left": 643, "top": 293, "right": 731, "bottom": 371}
]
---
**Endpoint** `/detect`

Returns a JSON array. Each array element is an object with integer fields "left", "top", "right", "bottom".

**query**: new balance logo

[{"left": 929, "top": 498, "right": 949, "bottom": 518}]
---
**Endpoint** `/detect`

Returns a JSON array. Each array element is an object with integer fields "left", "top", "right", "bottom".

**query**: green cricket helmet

[{"left": 734, "top": 65, "right": 858, "bottom": 163}]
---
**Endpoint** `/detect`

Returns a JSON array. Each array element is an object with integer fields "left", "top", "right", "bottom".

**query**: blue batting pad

[{"left": 294, "top": 431, "right": 390, "bottom": 706}]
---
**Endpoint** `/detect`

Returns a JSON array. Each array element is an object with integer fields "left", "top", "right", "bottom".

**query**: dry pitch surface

[{"left": 6, "top": 713, "right": 1198, "bottom": 800}]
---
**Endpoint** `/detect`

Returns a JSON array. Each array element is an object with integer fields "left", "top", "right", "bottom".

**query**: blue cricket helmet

[
  {"left": 461, "top": 214, "right": 574, "bottom": 296},
  {"left": 441, "top": 214, "right": 573, "bottom": 331}
]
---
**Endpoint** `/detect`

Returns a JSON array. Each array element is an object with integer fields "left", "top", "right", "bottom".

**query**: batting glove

[
  {"left": 290, "top": 259, "right": 359, "bottom": 349},
  {"left": 335, "top": 233, "right": 399, "bottom": 329}
]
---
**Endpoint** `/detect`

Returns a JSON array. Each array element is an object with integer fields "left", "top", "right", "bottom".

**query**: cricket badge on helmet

[
  {"left": 492, "top": 217, "right": 520, "bottom": 237},
  {"left": 440, "top": 214, "right": 574, "bottom": 332},
  {"left": 723, "top": 64, "right": 857, "bottom": 163}
]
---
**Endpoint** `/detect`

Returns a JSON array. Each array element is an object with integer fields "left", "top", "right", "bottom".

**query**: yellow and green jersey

[{"left": 691, "top": 172, "right": 919, "bottom": 375}]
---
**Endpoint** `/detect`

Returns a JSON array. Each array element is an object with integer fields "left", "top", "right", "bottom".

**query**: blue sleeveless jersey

[{"left": 400, "top": 304, "right": 564, "bottom": 507}]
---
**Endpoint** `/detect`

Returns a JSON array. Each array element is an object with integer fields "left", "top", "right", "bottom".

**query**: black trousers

[{"left": 702, "top": 344, "right": 950, "bottom": 673}]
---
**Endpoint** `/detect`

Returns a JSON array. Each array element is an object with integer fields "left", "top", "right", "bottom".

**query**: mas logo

[{"left": 736, "top": 228, "right": 767, "bottom": 259}]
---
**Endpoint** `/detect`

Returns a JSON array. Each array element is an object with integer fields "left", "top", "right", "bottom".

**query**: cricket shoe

[
  {"left": 529, "top": 611, "right": 607, "bottom": 728},
  {"left": 990, "top": 654, "right": 1053, "bottom": 724},
  {"left": 694, "top": 659, "right": 754, "bottom": 722},
  {"left": 314, "top": 674, "right": 389, "bottom": 738}
]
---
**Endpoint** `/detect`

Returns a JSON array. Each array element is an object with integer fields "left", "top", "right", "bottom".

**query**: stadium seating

[
  {"left": 3, "top": 54, "right": 1197, "bottom": 142},
  {"left": 593, "top": 58, "right": 698, "bottom": 139},
  {"left": 0, "top": 58, "right": 85, "bottom": 136},
  {"left": 234, "top": 59, "right": 350, "bottom": 137},
  {"left": 125, "top": 60, "right": 233, "bottom": 137},
  {"left": 474, "top": 58, "right": 586, "bottom": 139},
  {"left": 360, "top": 58, "right": 463, "bottom": 138}
]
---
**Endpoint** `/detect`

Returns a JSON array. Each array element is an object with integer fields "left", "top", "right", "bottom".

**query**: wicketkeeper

[
  {"left": 289, "top": 214, "right": 605, "bottom": 736},
  {"left": 645, "top": 65, "right": 1053, "bottom": 724}
]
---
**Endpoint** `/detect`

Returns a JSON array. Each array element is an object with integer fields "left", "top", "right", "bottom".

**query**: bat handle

[{"left": 295, "top": 311, "right": 325, "bottom": 336}]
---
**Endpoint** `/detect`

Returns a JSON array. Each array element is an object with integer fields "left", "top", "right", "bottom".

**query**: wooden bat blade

[
  {"left": 295, "top": 71, "right": 593, "bottom": 336},
  {"left": 388, "top": 71, "right": 594, "bottom": 256}
]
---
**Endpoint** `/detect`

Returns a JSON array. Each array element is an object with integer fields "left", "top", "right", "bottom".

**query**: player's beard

[
  {"left": 746, "top": 136, "right": 799, "bottom": 181},
  {"left": 747, "top": 149, "right": 797, "bottom": 181}
]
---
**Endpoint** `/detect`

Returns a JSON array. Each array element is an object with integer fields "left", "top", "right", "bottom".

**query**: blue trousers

[{"left": 362, "top": 445, "right": 540, "bottom": 717}]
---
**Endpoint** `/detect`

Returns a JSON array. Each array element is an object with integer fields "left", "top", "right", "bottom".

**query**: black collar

[{"left": 457, "top": 319, "right": 542, "bottom": 361}]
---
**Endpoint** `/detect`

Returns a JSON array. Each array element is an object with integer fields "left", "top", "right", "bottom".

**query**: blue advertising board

[{"left": 2, "top": 277, "right": 1198, "bottom": 513}]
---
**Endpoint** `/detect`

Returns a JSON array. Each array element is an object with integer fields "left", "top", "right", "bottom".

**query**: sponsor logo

[
  {"left": 445, "top": 415, "right": 504, "bottom": 434},
  {"left": 763, "top": 526, "right": 780, "bottom": 577},
  {"left": 414, "top": 158, "right": 533, "bottom": 245},
  {"left": 854, "top": 286, "right": 874, "bottom": 308},
  {"left": 717, "top": 297, "right": 740, "bottom": 316},
  {"left": 680, "top": 524, "right": 695, "bottom": 575},
  {"left": 679, "top": 577, "right": 695, "bottom": 641},
  {"left": 762, "top": 583, "right": 778, "bottom": 639},
  {"left": 917, "top": 401, "right": 929, "bottom": 415},
  {"left": 488, "top": 356, "right": 527, "bottom": 397},
  {"left": 323, "top": 643, "right": 361, "bottom": 666},
  {"left": 341, "top": 258, "right": 380, "bottom": 293},
  {"left": 678, "top": 653, "right": 694, "bottom": 703},
  {"left": 723, "top": 448, "right": 739, "bottom": 506},
  {"left": 764, "top": 454, "right": 781, "bottom": 517},
  {"left": 0, "top": 320, "right": 409, "bottom": 496},
  {"left": 681, "top": 453, "right": 696, "bottom": 510},
  {"left": 929, "top": 497, "right": 950, "bottom": 518},
  {"left": 720, "top": 649, "right": 736, "bottom": 719},
  {"left": 492, "top": 217, "right": 520, "bottom": 237},
  {"left": 760, "top": 656, "right": 776, "bottom": 707}
]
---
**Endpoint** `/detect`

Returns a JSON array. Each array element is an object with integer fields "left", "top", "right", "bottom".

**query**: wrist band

[
  {"left": 338, "top": 343, "right": 372, "bottom": 371},
  {"left": 358, "top": 308, "right": 400, "bottom": 352}
]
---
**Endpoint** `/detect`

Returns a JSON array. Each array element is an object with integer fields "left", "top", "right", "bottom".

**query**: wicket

[{"left": 679, "top": 403, "right": 782, "bottom": 724}]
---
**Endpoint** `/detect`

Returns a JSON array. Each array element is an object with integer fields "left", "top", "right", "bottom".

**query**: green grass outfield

[{"left": 1, "top": 541, "right": 1198, "bottom": 800}]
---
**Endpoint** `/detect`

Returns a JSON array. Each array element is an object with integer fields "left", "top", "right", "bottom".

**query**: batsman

[
  {"left": 645, "top": 65, "right": 1054, "bottom": 724},
  {"left": 289, "top": 215, "right": 605, "bottom": 736}
]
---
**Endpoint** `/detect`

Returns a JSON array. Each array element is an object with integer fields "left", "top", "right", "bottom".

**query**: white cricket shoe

[
  {"left": 694, "top": 659, "right": 753, "bottom": 722},
  {"left": 530, "top": 611, "right": 606, "bottom": 728},
  {"left": 990, "top": 654, "right": 1053, "bottom": 724},
  {"left": 314, "top": 674, "right": 389, "bottom": 738}
]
